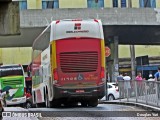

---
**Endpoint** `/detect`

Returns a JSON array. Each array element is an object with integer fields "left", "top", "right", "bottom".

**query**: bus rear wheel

[
  {"left": 81, "top": 102, "right": 88, "bottom": 107},
  {"left": 45, "top": 94, "right": 52, "bottom": 108},
  {"left": 36, "top": 103, "right": 40, "bottom": 108},
  {"left": 88, "top": 98, "right": 98, "bottom": 107}
]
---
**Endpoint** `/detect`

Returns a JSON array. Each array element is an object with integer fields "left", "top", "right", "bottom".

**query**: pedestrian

[
  {"left": 117, "top": 73, "right": 124, "bottom": 98},
  {"left": 136, "top": 72, "right": 143, "bottom": 81},
  {"left": 148, "top": 74, "right": 155, "bottom": 94},
  {"left": 26, "top": 89, "right": 31, "bottom": 98},
  {"left": 148, "top": 74, "right": 155, "bottom": 81},
  {"left": 123, "top": 73, "right": 131, "bottom": 98},
  {"left": 117, "top": 73, "right": 123, "bottom": 83},
  {"left": 154, "top": 66, "right": 160, "bottom": 81},
  {"left": 1, "top": 90, "right": 11, "bottom": 107},
  {"left": 1, "top": 92, "right": 6, "bottom": 107},
  {"left": 154, "top": 66, "right": 160, "bottom": 99},
  {"left": 136, "top": 72, "right": 143, "bottom": 96}
]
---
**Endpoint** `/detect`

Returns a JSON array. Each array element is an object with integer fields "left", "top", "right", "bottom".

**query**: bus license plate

[
  {"left": 76, "top": 90, "right": 84, "bottom": 93},
  {"left": 12, "top": 99, "right": 17, "bottom": 102}
]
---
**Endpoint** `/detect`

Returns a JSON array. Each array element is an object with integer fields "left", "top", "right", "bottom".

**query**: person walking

[
  {"left": 123, "top": 73, "right": 131, "bottom": 98},
  {"left": 26, "top": 90, "right": 31, "bottom": 98},
  {"left": 136, "top": 72, "right": 143, "bottom": 81},
  {"left": 117, "top": 73, "right": 124, "bottom": 98},
  {"left": 117, "top": 73, "right": 123, "bottom": 83},
  {"left": 1, "top": 92, "right": 6, "bottom": 107},
  {"left": 1, "top": 90, "right": 11, "bottom": 107},
  {"left": 154, "top": 66, "right": 160, "bottom": 99},
  {"left": 148, "top": 74, "right": 155, "bottom": 94},
  {"left": 136, "top": 72, "right": 143, "bottom": 96},
  {"left": 148, "top": 74, "right": 155, "bottom": 81},
  {"left": 154, "top": 66, "right": 160, "bottom": 81}
]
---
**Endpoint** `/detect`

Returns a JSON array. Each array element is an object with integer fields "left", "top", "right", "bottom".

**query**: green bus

[{"left": 0, "top": 64, "right": 26, "bottom": 106}]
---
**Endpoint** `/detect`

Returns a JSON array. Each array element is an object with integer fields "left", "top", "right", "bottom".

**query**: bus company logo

[
  {"left": 77, "top": 74, "right": 84, "bottom": 80},
  {"left": 66, "top": 23, "right": 89, "bottom": 33},
  {"left": 66, "top": 30, "right": 89, "bottom": 33},
  {"left": 2, "top": 112, "right": 11, "bottom": 117},
  {"left": 74, "top": 23, "right": 81, "bottom": 30}
]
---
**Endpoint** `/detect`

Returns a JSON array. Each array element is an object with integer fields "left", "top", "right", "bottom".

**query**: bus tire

[
  {"left": 20, "top": 103, "right": 25, "bottom": 108},
  {"left": 52, "top": 100, "right": 61, "bottom": 108},
  {"left": 45, "top": 94, "right": 52, "bottom": 108},
  {"left": 64, "top": 102, "right": 77, "bottom": 107},
  {"left": 81, "top": 102, "right": 88, "bottom": 107},
  {"left": 108, "top": 94, "right": 115, "bottom": 101},
  {"left": 26, "top": 101, "right": 32, "bottom": 109},
  {"left": 36, "top": 103, "right": 40, "bottom": 108},
  {"left": 88, "top": 98, "right": 98, "bottom": 107}
]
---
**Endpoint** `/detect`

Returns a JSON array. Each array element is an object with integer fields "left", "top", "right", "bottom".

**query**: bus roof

[
  {"left": 0, "top": 64, "right": 22, "bottom": 67},
  {"left": 50, "top": 19, "right": 104, "bottom": 40}
]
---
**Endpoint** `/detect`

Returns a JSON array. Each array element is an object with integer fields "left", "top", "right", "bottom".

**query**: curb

[{"left": 99, "top": 101, "right": 160, "bottom": 112}]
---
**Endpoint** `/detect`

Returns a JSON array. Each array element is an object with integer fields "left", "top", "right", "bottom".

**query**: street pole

[
  {"left": 130, "top": 45, "right": 136, "bottom": 80},
  {"left": 113, "top": 36, "right": 119, "bottom": 82}
]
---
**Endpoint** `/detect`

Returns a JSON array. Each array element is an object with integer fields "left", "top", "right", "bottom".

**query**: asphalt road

[{"left": 2, "top": 104, "right": 160, "bottom": 120}]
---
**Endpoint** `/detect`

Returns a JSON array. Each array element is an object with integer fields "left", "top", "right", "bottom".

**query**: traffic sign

[{"left": 105, "top": 46, "right": 111, "bottom": 57}]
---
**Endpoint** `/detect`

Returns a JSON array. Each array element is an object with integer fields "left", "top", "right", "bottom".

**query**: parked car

[{"left": 101, "top": 82, "right": 119, "bottom": 101}]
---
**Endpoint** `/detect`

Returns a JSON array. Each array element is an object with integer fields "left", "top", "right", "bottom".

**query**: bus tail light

[
  {"left": 56, "top": 20, "right": 60, "bottom": 24},
  {"left": 94, "top": 19, "right": 99, "bottom": 23},
  {"left": 116, "top": 88, "right": 119, "bottom": 92},
  {"left": 53, "top": 68, "right": 58, "bottom": 80},
  {"left": 100, "top": 67, "right": 105, "bottom": 79}
]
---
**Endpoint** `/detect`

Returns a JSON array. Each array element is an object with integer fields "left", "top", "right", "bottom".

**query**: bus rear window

[{"left": 0, "top": 66, "right": 23, "bottom": 77}]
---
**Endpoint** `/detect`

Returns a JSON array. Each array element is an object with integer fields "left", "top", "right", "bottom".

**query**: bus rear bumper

[
  {"left": 6, "top": 96, "right": 26, "bottom": 105},
  {"left": 53, "top": 84, "right": 105, "bottom": 99}
]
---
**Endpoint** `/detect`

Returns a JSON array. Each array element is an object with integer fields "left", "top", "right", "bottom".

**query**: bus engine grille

[{"left": 60, "top": 52, "right": 98, "bottom": 73}]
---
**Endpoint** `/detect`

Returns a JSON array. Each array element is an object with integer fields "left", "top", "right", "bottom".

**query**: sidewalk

[{"left": 99, "top": 99, "right": 160, "bottom": 112}]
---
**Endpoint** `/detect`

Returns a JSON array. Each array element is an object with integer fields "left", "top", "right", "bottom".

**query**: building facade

[
  {"left": 13, "top": 0, "right": 160, "bottom": 10},
  {"left": 0, "top": 47, "right": 32, "bottom": 65}
]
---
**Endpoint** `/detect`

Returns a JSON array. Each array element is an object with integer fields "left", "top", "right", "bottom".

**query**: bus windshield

[{"left": 0, "top": 66, "right": 23, "bottom": 77}]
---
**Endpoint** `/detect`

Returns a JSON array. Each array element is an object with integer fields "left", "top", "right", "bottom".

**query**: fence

[{"left": 118, "top": 80, "right": 160, "bottom": 107}]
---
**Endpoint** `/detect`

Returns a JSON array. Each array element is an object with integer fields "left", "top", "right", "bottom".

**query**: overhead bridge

[{"left": 0, "top": 8, "right": 160, "bottom": 47}]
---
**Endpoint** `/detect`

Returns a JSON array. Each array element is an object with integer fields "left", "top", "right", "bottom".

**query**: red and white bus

[{"left": 32, "top": 19, "right": 106, "bottom": 107}]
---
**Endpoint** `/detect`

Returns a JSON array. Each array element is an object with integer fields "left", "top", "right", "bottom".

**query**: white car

[{"left": 101, "top": 83, "right": 119, "bottom": 101}]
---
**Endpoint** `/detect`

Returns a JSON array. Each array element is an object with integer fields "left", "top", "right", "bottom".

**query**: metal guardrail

[{"left": 118, "top": 80, "right": 160, "bottom": 107}]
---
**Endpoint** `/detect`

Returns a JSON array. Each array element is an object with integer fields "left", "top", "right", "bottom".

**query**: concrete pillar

[
  {"left": 0, "top": 48, "right": 2, "bottom": 65},
  {"left": 27, "top": 0, "right": 42, "bottom": 9},
  {"left": 118, "top": 0, "right": 121, "bottom": 8},
  {"left": 107, "top": 36, "right": 119, "bottom": 82},
  {"left": 106, "top": 38, "right": 114, "bottom": 82},
  {"left": 132, "top": 0, "right": 139, "bottom": 8},
  {"left": 156, "top": 0, "right": 160, "bottom": 8},
  {"left": 36, "top": 0, "right": 42, "bottom": 9},
  {"left": 130, "top": 45, "right": 136, "bottom": 80},
  {"left": 106, "top": 38, "right": 113, "bottom": 82},
  {"left": 104, "top": 0, "right": 112, "bottom": 8},
  {"left": 127, "top": 0, "right": 132, "bottom": 8},
  {"left": 0, "top": 2, "right": 20, "bottom": 35},
  {"left": 112, "top": 36, "right": 119, "bottom": 82},
  {"left": 59, "top": 0, "right": 87, "bottom": 8}
]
